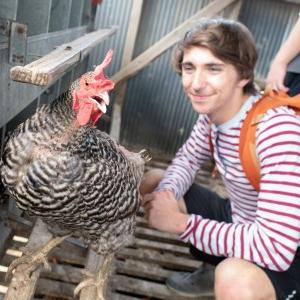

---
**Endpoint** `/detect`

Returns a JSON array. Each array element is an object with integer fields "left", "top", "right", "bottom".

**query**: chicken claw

[
  {"left": 6, "top": 235, "right": 70, "bottom": 282},
  {"left": 74, "top": 253, "right": 114, "bottom": 300}
]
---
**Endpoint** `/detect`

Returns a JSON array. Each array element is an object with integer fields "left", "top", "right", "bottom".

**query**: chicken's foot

[
  {"left": 6, "top": 234, "right": 70, "bottom": 282},
  {"left": 74, "top": 252, "right": 114, "bottom": 300}
]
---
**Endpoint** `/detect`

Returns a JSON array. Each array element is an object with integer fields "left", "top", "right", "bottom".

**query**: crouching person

[{"left": 140, "top": 18, "right": 300, "bottom": 300}]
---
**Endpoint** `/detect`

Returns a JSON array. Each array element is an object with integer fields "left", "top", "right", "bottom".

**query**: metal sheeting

[
  {"left": 92, "top": 0, "right": 300, "bottom": 160},
  {"left": 239, "top": 0, "right": 300, "bottom": 79}
]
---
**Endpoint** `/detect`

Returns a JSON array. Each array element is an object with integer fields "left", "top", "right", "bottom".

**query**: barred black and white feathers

[{"left": 1, "top": 85, "right": 145, "bottom": 255}]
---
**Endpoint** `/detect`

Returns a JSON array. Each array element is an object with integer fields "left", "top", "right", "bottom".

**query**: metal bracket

[
  {"left": 9, "top": 21, "right": 28, "bottom": 65},
  {"left": 0, "top": 18, "right": 11, "bottom": 37},
  {"left": 0, "top": 18, "right": 27, "bottom": 65}
]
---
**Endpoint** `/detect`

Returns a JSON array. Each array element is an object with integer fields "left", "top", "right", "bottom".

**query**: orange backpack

[{"left": 210, "top": 91, "right": 300, "bottom": 192}]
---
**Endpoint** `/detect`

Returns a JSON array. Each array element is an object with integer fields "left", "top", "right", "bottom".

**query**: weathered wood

[
  {"left": 116, "top": 247, "right": 201, "bottom": 271},
  {"left": 0, "top": 222, "right": 13, "bottom": 260},
  {"left": 227, "top": 0, "right": 243, "bottom": 20},
  {"left": 111, "top": 274, "right": 214, "bottom": 300},
  {"left": 10, "top": 27, "right": 117, "bottom": 86},
  {"left": 133, "top": 237, "right": 190, "bottom": 256},
  {"left": 112, "top": 0, "right": 236, "bottom": 86},
  {"left": 135, "top": 224, "right": 185, "bottom": 245},
  {"left": 0, "top": 26, "right": 89, "bottom": 129},
  {"left": 42, "top": 263, "right": 83, "bottom": 284},
  {"left": 4, "top": 219, "right": 53, "bottom": 300},
  {"left": 36, "top": 278, "right": 75, "bottom": 299},
  {"left": 115, "top": 259, "right": 171, "bottom": 282},
  {"left": 110, "top": 0, "right": 143, "bottom": 141}
]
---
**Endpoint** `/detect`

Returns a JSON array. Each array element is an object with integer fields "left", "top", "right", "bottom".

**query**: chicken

[{"left": 0, "top": 50, "right": 150, "bottom": 299}]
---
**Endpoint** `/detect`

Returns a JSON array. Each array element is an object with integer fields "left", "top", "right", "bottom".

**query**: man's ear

[{"left": 238, "top": 78, "right": 250, "bottom": 88}]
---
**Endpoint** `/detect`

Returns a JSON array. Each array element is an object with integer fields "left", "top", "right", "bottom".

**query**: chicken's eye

[{"left": 85, "top": 82, "right": 89, "bottom": 86}]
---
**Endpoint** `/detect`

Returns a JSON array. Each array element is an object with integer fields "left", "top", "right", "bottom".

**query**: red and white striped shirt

[{"left": 157, "top": 95, "right": 300, "bottom": 271}]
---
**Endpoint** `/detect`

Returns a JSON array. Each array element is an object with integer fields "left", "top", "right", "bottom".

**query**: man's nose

[{"left": 191, "top": 71, "right": 206, "bottom": 90}]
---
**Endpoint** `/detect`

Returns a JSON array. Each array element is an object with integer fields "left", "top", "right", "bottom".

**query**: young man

[{"left": 141, "top": 18, "right": 300, "bottom": 300}]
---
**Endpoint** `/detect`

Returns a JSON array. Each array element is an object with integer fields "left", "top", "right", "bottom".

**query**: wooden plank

[
  {"left": 116, "top": 248, "right": 201, "bottom": 271},
  {"left": 135, "top": 224, "right": 185, "bottom": 245},
  {"left": 133, "top": 237, "right": 190, "bottom": 256},
  {"left": 36, "top": 278, "right": 75, "bottom": 299},
  {"left": 226, "top": 0, "right": 243, "bottom": 20},
  {"left": 110, "top": 0, "right": 143, "bottom": 140},
  {"left": 112, "top": 0, "right": 236, "bottom": 86},
  {"left": 115, "top": 259, "right": 171, "bottom": 282},
  {"left": 41, "top": 263, "right": 83, "bottom": 284},
  {"left": 111, "top": 274, "right": 214, "bottom": 300},
  {"left": 120, "top": 0, "right": 144, "bottom": 66},
  {"left": 4, "top": 219, "right": 53, "bottom": 300},
  {"left": 10, "top": 26, "right": 117, "bottom": 86},
  {"left": 0, "top": 26, "right": 88, "bottom": 129},
  {"left": 0, "top": 226, "right": 12, "bottom": 262}
]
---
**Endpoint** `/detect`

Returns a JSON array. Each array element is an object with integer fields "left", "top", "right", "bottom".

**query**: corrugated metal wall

[
  {"left": 0, "top": 0, "right": 93, "bottom": 152},
  {"left": 92, "top": 0, "right": 300, "bottom": 161},
  {"left": 1, "top": 0, "right": 299, "bottom": 161},
  {"left": 239, "top": 0, "right": 300, "bottom": 78}
]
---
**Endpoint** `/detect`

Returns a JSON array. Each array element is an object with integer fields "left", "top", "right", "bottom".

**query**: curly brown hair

[{"left": 172, "top": 18, "right": 258, "bottom": 95}]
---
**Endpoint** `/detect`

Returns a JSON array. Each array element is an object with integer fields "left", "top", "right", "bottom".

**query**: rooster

[{"left": 0, "top": 50, "right": 149, "bottom": 299}]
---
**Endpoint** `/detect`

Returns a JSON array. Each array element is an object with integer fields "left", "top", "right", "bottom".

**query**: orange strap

[
  {"left": 209, "top": 91, "right": 300, "bottom": 191},
  {"left": 240, "top": 91, "right": 300, "bottom": 191}
]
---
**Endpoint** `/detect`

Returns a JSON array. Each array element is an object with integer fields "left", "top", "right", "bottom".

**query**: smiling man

[{"left": 141, "top": 18, "right": 300, "bottom": 300}]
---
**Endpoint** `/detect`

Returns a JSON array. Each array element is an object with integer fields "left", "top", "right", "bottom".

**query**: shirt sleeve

[
  {"left": 179, "top": 110, "right": 300, "bottom": 271},
  {"left": 156, "top": 115, "right": 212, "bottom": 199}
]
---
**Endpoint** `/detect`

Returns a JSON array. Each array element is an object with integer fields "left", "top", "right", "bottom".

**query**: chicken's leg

[
  {"left": 74, "top": 252, "right": 114, "bottom": 300},
  {"left": 6, "top": 234, "right": 70, "bottom": 282}
]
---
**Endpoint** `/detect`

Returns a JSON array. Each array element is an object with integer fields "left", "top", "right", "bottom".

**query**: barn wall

[
  {"left": 92, "top": 0, "right": 300, "bottom": 161},
  {"left": 1, "top": 0, "right": 300, "bottom": 161},
  {"left": 0, "top": 0, "right": 95, "bottom": 152}
]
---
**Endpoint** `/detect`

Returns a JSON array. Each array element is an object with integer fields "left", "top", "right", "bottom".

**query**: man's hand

[{"left": 142, "top": 190, "right": 189, "bottom": 234}]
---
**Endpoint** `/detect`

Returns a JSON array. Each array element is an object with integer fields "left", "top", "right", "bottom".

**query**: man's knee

[
  {"left": 214, "top": 258, "right": 276, "bottom": 300},
  {"left": 140, "top": 168, "right": 165, "bottom": 196}
]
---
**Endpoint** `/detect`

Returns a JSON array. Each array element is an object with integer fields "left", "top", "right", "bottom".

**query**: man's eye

[
  {"left": 182, "top": 65, "right": 194, "bottom": 72},
  {"left": 209, "top": 66, "right": 222, "bottom": 72}
]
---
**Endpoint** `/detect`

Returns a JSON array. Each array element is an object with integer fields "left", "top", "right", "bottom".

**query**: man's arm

[{"left": 156, "top": 115, "right": 211, "bottom": 199}]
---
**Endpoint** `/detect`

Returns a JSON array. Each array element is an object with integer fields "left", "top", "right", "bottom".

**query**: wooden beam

[
  {"left": 227, "top": 0, "right": 243, "bottom": 20},
  {"left": 4, "top": 219, "right": 53, "bottom": 300},
  {"left": 110, "top": 0, "right": 144, "bottom": 140},
  {"left": 112, "top": 0, "right": 236, "bottom": 87},
  {"left": 10, "top": 27, "right": 117, "bottom": 87}
]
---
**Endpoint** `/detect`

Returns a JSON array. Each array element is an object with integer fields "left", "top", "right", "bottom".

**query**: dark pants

[
  {"left": 285, "top": 72, "right": 300, "bottom": 96},
  {"left": 183, "top": 183, "right": 300, "bottom": 300}
]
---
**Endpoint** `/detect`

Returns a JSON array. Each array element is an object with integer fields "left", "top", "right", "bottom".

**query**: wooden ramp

[{"left": 0, "top": 211, "right": 214, "bottom": 300}]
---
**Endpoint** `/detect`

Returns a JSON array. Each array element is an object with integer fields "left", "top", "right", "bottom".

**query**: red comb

[
  {"left": 94, "top": 49, "right": 113, "bottom": 79},
  {"left": 93, "top": 49, "right": 115, "bottom": 91}
]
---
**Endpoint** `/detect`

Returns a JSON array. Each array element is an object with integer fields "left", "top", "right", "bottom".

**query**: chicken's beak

[{"left": 89, "top": 91, "right": 110, "bottom": 114}]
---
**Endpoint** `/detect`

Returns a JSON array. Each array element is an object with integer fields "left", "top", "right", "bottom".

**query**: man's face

[{"left": 181, "top": 46, "right": 249, "bottom": 124}]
